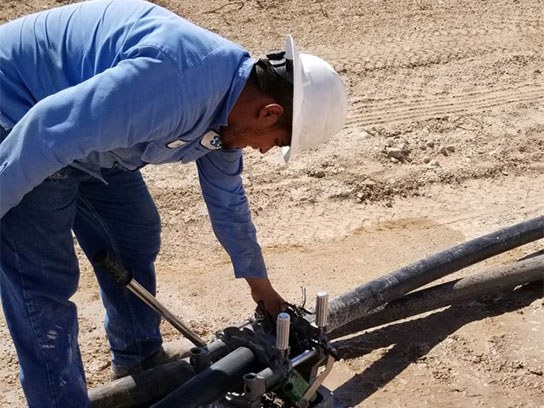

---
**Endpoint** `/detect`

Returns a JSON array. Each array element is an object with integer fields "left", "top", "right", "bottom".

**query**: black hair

[{"left": 250, "top": 53, "right": 294, "bottom": 131}]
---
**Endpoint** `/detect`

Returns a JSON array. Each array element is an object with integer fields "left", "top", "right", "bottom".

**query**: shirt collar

[{"left": 210, "top": 57, "right": 256, "bottom": 129}]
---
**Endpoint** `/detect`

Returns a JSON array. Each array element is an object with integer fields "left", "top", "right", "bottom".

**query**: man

[{"left": 0, "top": 0, "right": 348, "bottom": 406}]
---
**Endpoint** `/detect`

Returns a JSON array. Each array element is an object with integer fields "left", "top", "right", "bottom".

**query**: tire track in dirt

[
  {"left": 346, "top": 84, "right": 544, "bottom": 127},
  {"left": 327, "top": 24, "right": 543, "bottom": 72},
  {"left": 319, "top": 20, "right": 544, "bottom": 128}
]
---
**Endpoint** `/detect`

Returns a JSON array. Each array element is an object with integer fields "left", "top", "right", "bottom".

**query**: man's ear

[{"left": 258, "top": 103, "right": 284, "bottom": 124}]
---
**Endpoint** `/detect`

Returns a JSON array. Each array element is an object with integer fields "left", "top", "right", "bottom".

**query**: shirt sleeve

[
  {"left": 0, "top": 50, "right": 183, "bottom": 218},
  {"left": 195, "top": 149, "right": 267, "bottom": 279}
]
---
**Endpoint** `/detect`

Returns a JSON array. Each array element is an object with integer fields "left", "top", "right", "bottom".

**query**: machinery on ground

[{"left": 90, "top": 216, "right": 544, "bottom": 407}]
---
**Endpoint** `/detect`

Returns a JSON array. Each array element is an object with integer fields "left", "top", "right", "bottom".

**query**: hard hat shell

[{"left": 281, "top": 35, "right": 348, "bottom": 162}]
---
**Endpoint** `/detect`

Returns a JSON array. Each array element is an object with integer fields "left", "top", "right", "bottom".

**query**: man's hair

[{"left": 251, "top": 55, "right": 294, "bottom": 131}]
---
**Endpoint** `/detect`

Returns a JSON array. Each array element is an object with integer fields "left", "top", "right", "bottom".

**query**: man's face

[{"left": 220, "top": 123, "right": 291, "bottom": 154}]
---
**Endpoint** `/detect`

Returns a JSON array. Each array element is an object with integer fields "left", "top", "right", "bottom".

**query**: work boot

[{"left": 110, "top": 339, "right": 193, "bottom": 380}]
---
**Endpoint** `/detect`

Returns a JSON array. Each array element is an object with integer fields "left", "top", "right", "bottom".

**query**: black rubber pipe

[
  {"left": 88, "top": 359, "right": 195, "bottom": 408},
  {"left": 88, "top": 340, "right": 229, "bottom": 408},
  {"left": 329, "top": 255, "right": 544, "bottom": 339},
  {"left": 327, "top": 216, "right": 544, "bottom": 331},
  {"left": 151, "top": 346, "right": 259, "bottom": 407}
]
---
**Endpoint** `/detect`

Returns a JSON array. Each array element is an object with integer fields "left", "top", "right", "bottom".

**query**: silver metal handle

[
  {"left": 127, "top": 280, "right": 206, "bottom": 347},
  {"left": 315, "top": 291, "right": 329, "bottom": 329},
  {"left": 276, "top": 312, "right": 291, "bottom": 351}
]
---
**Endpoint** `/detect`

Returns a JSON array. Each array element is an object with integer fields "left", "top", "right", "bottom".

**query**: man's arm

[
  {"left": 246, "top": 277, "right": 286, "bottom": 318},
  {"left": 196, "top": 150, "right": 286, "bottom": 316},
  {"left": 0, "top": 53, "right": 182, "bottom": 218}
]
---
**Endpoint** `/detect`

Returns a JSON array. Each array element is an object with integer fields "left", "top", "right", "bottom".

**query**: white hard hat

[{"left": 281, "top": 35, "right": 348, "bottom": 162}]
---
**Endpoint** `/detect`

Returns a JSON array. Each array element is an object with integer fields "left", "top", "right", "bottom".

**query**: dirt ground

[{"left": 1, "top": 0, "right": 543, "bottom": 406}]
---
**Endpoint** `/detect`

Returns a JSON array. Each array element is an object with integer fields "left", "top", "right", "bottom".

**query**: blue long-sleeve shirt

[{"left": 0, "top": 0, "right": 267, "bottom": 278}]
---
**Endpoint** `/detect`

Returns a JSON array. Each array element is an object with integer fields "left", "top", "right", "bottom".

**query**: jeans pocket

[{"left": 45, "top": 166, "right": 89, "bottom": 182}]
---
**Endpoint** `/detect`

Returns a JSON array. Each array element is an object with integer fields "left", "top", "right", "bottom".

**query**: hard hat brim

[{"left": 281, "top": 35, "right": 303, "bottom": 162}]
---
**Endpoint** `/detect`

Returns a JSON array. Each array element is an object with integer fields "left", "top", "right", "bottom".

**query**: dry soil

[{"left": 0, "top": 0, "right": 543, "bottom": 407}]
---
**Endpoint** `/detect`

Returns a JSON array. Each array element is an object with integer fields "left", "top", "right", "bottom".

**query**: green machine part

[{"left": 282, "top": 369, "right": 316, "bottom": 405}]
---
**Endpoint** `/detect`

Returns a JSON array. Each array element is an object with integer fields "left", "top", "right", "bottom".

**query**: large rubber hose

[
  {"left": 151, "top": 346, "right": 259, "bottom": 407},
  {"left": 329, "top": 255, "right": 544, "bottom": 339},
  {"left": 89, "top": 359, "right": 195, "bottom": 408},
  {"left": 89, "top": 340, "right": 229, "bottom": 408},
  {"left": 327, "top": 216, "right": 544, "bottom": 331}
]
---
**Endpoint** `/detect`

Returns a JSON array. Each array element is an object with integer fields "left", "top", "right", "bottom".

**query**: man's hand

[{"left": 245, "top": 277, "right": 287, "bottom": 318}]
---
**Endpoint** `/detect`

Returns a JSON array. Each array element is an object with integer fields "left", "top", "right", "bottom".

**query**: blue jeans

[{"left": 0, "top": 155, "right": 163, "bottom": 406}]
